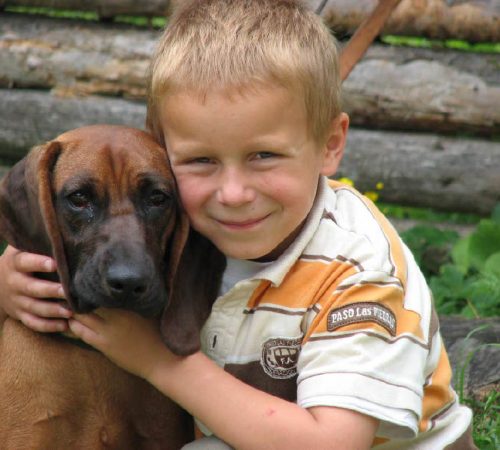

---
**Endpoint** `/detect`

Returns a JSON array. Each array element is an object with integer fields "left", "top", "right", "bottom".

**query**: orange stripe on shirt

[
  {"left": 420, "top": 342, "right": 455, "bottom": 432},
  {"left": 247, "top": 259, "right": 357, "bottom": 311}
]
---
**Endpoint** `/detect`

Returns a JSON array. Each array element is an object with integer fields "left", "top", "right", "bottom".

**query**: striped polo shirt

[{"left": 198, "top": 176, "right": 473, "bottom": 448}]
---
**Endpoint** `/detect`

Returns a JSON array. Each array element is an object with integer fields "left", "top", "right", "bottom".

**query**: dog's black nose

[{"left": 105, "top": 263, "right": 148, "bottom": 299}]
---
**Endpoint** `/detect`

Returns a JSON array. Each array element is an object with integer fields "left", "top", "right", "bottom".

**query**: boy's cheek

[{"left": 176, "top": 181, "right": 207, "bottom": 213}]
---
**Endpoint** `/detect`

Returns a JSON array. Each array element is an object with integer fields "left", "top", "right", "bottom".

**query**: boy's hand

[
  {"left": 68, "top": 308, "right": 174, "bottom": 380},
  {"left": 0, "top": 245, "right": 70, "bottom": 332}
]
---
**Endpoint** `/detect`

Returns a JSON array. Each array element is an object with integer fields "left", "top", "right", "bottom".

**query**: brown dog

[{"left": 0, "top": 125, "right": 225, "bottom": 449}]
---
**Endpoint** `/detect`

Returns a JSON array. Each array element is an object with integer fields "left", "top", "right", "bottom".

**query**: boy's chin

[{"left": 217, "top": 241, "right": 276, "bottom": 262}]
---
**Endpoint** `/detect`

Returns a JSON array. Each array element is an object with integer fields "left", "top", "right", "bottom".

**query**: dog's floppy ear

[
  {"left": 161, "top": 213, "right": 226, "bottom": 356},
  {"left": 0, "top": 141, "right": 73, "bottom": 307}
]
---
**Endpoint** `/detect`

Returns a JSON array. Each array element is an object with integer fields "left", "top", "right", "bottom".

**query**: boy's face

[{"left": 160, "top": 86, "right": 347, "bottom": 260}]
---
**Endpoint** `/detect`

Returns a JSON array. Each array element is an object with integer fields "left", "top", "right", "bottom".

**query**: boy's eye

[
  {"left": 190, "top": 157, "right": 213, "bottom": 164},
  {"left": 254, "top": 151, "right": 277, "bottom": 160}
]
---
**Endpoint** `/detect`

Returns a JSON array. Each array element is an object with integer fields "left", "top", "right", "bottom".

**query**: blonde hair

[{"left": 147, "top": 0, "right": 341, "bottom": 144}]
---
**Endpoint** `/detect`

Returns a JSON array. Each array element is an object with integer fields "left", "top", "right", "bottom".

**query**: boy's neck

[{"left": 251, "top": 217, "right": 308, "bottom": 263}]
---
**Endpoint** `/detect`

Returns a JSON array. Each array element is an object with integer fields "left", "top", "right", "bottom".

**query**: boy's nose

[{"left": 216, "top": 169, "right": 255, "bottom": 206}]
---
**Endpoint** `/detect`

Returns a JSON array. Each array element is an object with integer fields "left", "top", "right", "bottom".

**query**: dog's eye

[
  {"left": 148, "top": 190, "right": 170, "bottom": 207},
  {"left": 67, "top": 191, "right": 91, "bottom": 209}
]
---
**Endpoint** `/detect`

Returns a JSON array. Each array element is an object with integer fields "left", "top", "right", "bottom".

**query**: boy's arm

[
  {"left": 0, "top": 245, "right": 70, "bottom": 331},
  {"left": 69, "top": 309, "right": 378, "bottom": 449},
  {"left": 154, "top": 350, "right": 378, "bottom": 449}
]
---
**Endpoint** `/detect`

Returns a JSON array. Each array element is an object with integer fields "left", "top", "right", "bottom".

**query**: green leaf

[
  {"left": 452, "top": 235, "right": 472, "bottom": 273},
  {"left": 463, "top": 275, "right": 500, "bottom": 316},
  {"left": 468, "top": 220, "right": 500, "bottom": 271},
  {"left": 430, "top": 264, "right": 469, "bottom": 314},
  {"left": 491, "top": 203, "right": 500, "bottom": 224},
  {"left": 483, "top": 253, "right": 500, "bottom": 278},
  {"left": 400, "top": 225, "right": 458, "bottom": 277}
]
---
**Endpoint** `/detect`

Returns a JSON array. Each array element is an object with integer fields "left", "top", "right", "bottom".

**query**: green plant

[
  {"left": 412, "top": 204, "right": 500, "bottom": 317},
  {"left": 381, "top": 35, "right": 500, "bottom": 54},
  {"left": 400, "top": 225, "right": 459, "bottom": 277},
  {"left": 467, "top": 389, "right": 500, "bottom": 449},
  {"left": 454, "top": 326, "right": 500, "bottom": 449},
  {"left": 380, "top": 202, "right": 480, "bottom": 225}
]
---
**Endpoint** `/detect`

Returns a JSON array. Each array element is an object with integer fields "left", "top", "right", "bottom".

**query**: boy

[{"left": 0, "top": 0, "right": 474, "bottom": 448}]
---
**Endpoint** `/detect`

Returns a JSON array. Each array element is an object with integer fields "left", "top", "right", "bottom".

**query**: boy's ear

[{"left": 320, "top": 112, "right": 349, "bottom": 176}]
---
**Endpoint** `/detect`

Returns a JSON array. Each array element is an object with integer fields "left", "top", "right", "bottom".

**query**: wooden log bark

[
  {"left": 439, "top": 316, "right": 500, "bottom": 399},
  {"left": 343, "top": 47, "right": 500, "bottom": 136},
  {"left": 315, "top": 0, "right": 500, "bottom": 42},
  {"left": 339, "top": 128, "right": 500, "bottom": 216},
  {"left": 0, "top": 0, "right": 171, "bottom": 19},
  {"left": 0, "top": 89, "right": 146, "bottom": 161},
  {"left": 2, "top": 0, "right": 498, "bottom": 42},
  {"left": 1, "top": 88, "right": 499, "bottom": 215},
  {"left": 0, "top": 165, "right": 9, "bottom": 179},
  {"left": 1, "top": 14, "right": 499, "bottom": 137}
]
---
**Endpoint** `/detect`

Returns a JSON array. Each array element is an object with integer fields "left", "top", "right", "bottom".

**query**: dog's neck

[{"left": 51, "top": 331, "right": 98, "bottom": 352}]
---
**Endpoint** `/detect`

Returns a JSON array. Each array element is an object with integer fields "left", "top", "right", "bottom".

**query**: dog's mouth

[
  {"left": 71, "top": 292, "right": 166, "bottom": 318},
  {"left": 69, "top": 280, "right": 167, "bottom": 318},
  {"left": 66, "top": 249, "right": 168, "bottom": 318}
]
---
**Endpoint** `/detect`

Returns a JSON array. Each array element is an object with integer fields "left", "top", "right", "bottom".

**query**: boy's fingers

[
  {"left": 20, "top": 297, "right": 72, "bottom": 319},
  {"left": 72, "top": 312, "right": 105, "bottom": 328},
  {"left": 13, "top": 251, "right": 57, "bottom": 273},
  {"left": 68, "top": 318, "right": 101, "bottom": 345},
  {"left": 22, "top": 278, "right": 66, "bottom": 301},
  {"left": 19, "top": 312, "right": 69, "bottom": 333}
]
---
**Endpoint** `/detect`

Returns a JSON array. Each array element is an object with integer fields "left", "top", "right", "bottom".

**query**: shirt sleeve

[{"left": 296, "top": 261, "right": 434, "bottom": 439}]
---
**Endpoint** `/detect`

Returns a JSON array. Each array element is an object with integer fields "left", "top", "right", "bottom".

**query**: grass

[
  {"left": 379, "top": 202, "right": 481, "bottom": 225},
  {"left": 454, "top": 326, "right": 500, "bottom": 449},
  {"left": 381, "top": 35, "right": 500, "bottom": 54},
  {"left": 4, "top": 5, "right": 167, "bottom": 28},
  {"left": 467, "top": 390, "right": 500, "bottom": 449}
]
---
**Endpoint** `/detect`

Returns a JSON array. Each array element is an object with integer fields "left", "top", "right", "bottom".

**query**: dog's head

[{"left": 0, "top": 125, "right": 225, "bottom": 355}]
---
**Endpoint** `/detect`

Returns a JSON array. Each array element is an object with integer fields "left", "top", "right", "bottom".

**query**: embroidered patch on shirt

[
  {"left": 327, "top": 302, "right": 397, "bottom": 336},
  {"left": 261, "top": 337, "right": 301, "bottom": 379}
]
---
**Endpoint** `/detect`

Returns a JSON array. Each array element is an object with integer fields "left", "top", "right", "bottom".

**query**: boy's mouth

[{"left": 216, "top": 214, "right": 270, "bottom": 230}]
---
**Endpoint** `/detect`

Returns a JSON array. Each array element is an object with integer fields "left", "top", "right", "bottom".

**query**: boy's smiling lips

[{"left": 215, "top": 213, "right": 271, "bottom": 230}]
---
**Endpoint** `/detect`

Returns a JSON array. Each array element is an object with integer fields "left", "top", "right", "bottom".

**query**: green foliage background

[{"left": 400, "top": 205, "right": 500, "bottom": 318}]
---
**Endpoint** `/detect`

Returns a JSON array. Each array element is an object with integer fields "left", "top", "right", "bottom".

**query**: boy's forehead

[
  {"left": 156, "top": 85, "right": 322, "bottom": 153},
  {"left": 159, "top": 83, "right": 305, "bottom": 118}
]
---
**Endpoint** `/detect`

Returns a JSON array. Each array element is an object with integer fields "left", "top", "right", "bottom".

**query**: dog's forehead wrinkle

[
  {"left": 60, "top": 172, "right": 98, "bottom": 192},
  {"left": 54, "top": 133, "right": 172, "bottom": 193},
  {"left": 109, "top": 203, "right": 135, "bottom": 216}
]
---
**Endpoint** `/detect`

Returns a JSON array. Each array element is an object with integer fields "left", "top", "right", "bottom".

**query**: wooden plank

[
  {"left": 343, "top": 48, "right": 500, "bottom": 135},
  {"left": 1, "top": 88, "right": 498, "bottom": 215},
  {"left": 0, "top": 89, "right": 146, "bottom": 161},
  {"left": 1, "top": 0, "right": 498, "bottom": 41},
  {"left": 0, "top": 165, "right": 9, "bottom": 179},
  {"left": 439, "top": 316, "right": 500, "bottom": 398},
  {"left": 316, "top": 0, "right": 500, "bottom": 42},
  {"left": 339, "top": 128, "right": 500, "bottom": 216},
  {"left": 1, "top": 13, "right": 498, "bottom": 136},
  {"left": 0, "top": 0, "right": 171, "bottom": 19}
]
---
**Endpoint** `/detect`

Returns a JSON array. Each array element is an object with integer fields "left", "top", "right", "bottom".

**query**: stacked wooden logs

[{"left": 0, "top": 0, "right": 499, "bottom": 215}]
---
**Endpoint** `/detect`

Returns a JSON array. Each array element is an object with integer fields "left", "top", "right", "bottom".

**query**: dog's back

[{"left": 0, "top": 318, "right": 192, "bottom": 449}]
